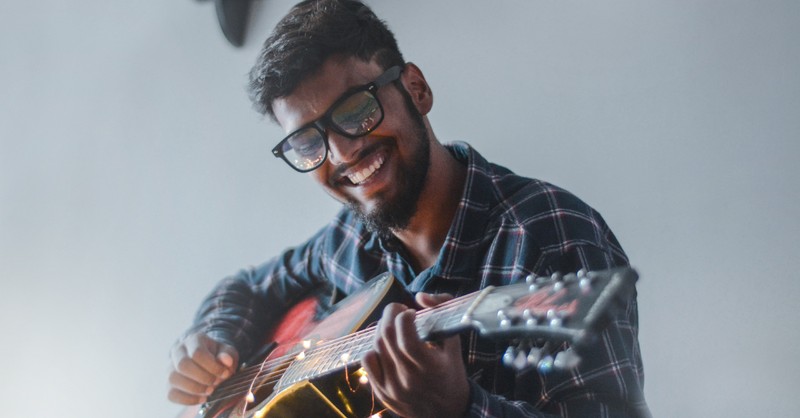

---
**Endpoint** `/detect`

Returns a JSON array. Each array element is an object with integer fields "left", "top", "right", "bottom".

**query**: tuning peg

[
  {"left": 526, "top": 347, "right": 542, "bottom": 366},
  {"left": 546, "top": 309, "right": 566, "bottom": 328},
  {"left": 550, "top": 272, "right": 566, "bottom": 292},
  {"left": 537, "top": 355, "right": 555, "bottom": 374},
  {"left": 554, "top": 349, "right": 581, "bottom": 369},
  {"left": 505, "top": 345, "right": 549, "bottom": 372},
  {"left": 526, "top": 274, "right": 541, "bottom": 292},
  {"left": 522, "top": 309, "right": 538, "bottom": 327},
  {"left": 497, "top": 310, "right": 512, "bottom": 328},
  {"left": 512, "top": 350, "right": 529, "bottom": 371},
  {"left": 502, "top": 346, "right": 516, "bottom": 368}
]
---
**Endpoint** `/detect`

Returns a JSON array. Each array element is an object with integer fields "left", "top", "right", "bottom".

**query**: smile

[{"left": 346, "top": 152, "right": 386, "bottom": 185}]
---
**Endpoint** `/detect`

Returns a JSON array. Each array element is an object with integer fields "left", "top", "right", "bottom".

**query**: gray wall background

[{"left": 1, "top": 1, "right": 798, "bottom": 417}]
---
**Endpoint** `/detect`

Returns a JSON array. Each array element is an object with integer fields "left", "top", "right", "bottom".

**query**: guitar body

[{"left": 203, "top": 273, "right": 414, "bottom": 418}]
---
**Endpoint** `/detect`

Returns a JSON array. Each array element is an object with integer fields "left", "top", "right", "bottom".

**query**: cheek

[
  {"left": 309, "top": 167, "right": 329, "bottom": 188},
  {"left": 379, "top": 95, "right": 424, "bottom": 144},
  {"left": 309, "top": 165, "right": 347, "bottom": 201}
]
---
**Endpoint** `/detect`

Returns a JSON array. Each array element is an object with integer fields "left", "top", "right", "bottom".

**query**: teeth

[{"left": 347, "top": 154, "right": 385, "bottom": 185}]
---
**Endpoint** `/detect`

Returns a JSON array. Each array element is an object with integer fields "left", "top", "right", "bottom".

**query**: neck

[{"left": 392, "top": 138, "right": 467, "bottom": 272}]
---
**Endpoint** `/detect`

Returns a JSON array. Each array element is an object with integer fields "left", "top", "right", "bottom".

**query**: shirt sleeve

[{"left": 182, "top": 228, "right": 330, "bottom": 362}]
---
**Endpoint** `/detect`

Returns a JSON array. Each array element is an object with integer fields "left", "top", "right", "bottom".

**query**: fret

[
  {"left": 342, "top": 333, "right": 357, "bottom": 365},
  {"left": 413, "top": 297, "right": 472, "bottom": 339},
  {"left": 353, "top": 330, "right": 373, "bottom": 361},
  {"left": 308, "top": 347, "right": 326, "bottom": 380},
  {"left": 276, "top": 293, "right": 476, "bottom": 387},
  {"left": 311, "top": 344, "right": 336, "bottom": 379}
]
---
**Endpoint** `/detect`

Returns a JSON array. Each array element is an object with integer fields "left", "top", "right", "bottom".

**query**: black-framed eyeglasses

[{"left": 272, "top": 65, "right": 403, "bottom": 172}]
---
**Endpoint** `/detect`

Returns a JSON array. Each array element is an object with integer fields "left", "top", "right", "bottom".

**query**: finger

[
  {"left": 393, "top": 308, "right": 427, "bottom": 367},
  {"left": 185, "top": 334, "right": 230, "bottom": 377},
  {"left": 215, "top": 345, "right": 239, "bottom": 379},
  {"left": 415, "top": 292, "right": 453, "bottom": 308},
  {"left": 369, "top": 380, "right": 404, "bottom": 414},
  {"left": 361, "top": 350, "right": 385, "bottom": 387},
  {"left": 376, "top": 304, "right": 413, "bottom": 366},
  {"left": 363, "top": 369, "right": 393, "bottom": 410},
  {"left": 373, "top": 305, "right": 417, "bottom": 390},
  {"left": 440, "top": 334, "right": 463, "bottom": 358},
  {"left": 379, "top": 303, "right": 408, "bottom": 328},
  {"left": 167, "top": 387, "right": 207, "bottom": 405},
  {"left": 171, "top": 345, "right": 218, "bottom": 386},
  {"left": 364, "top": 340, "right": 406, "bottom": 412},
  {"left": 375, "top": 303, "right": 405, "bottom": 352},
  {"left": 361, "top": 349, "right": 407, "bottom": 414},
  {"left": 379, "top": 308, "right": 428, "bottom": 392},
  {"left": 168, "top": 371, "right": 214, "bottom": 397}
]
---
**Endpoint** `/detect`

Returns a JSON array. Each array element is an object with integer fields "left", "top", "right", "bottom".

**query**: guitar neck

[{"left": 277, "top": 295, "right": 476, "bottom": 387}]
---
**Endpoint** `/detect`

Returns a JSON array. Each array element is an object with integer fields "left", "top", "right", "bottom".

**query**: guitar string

[
  {"left": 206, "top": 327, "right": 379, "bottom": 404},
  {"left": 211, "top": 276, "right": 570, "bottom": 406},
  {"left": 210, "top": 327, "right": 380, "bottom": 401},
  {"left": 204, "top": 295, "right": 473, "bottom": 406},
  {"left": 219, "top": 294, "right": 471, "bottom": 390},
  {"left": 214, "top": 294, "right": 472, "bottom": 401},
  {"left": 201, "top": 274, "right": 613, "bottom": 413},
  {"left": 208, "top": 303, "right": 464, "bottom": 405}
]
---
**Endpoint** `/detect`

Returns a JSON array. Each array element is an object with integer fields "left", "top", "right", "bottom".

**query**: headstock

[{"left": 460, "top": 267, "right": 638, "bottom": 373}]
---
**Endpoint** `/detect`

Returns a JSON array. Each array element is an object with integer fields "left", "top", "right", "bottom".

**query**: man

[{"left": 168, "top": 1, "right": 650, "bottom": 417}]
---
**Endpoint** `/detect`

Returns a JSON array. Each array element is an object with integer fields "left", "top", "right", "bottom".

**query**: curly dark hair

[{"left": 248, "top": 0, "right": 405, "bottom": 119}]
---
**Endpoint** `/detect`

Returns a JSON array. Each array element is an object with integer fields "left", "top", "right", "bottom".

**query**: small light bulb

[{"left": 295, "top": 351, "right": 306, "bottom": 361}]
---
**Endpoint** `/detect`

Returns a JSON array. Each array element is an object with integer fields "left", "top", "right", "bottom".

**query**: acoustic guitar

[{"left": 179, "top": 267, "right": 638, "bottom": 418}]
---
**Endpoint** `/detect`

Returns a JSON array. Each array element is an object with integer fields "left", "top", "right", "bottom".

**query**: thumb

[
  {"left": 215, "top": 344, "right": 239, "bottom": 373},
  {"left": 415, "top": 292, "right": 454, "bottom": 308}
]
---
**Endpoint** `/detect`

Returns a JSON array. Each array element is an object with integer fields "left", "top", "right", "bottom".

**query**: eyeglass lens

[{"left": 282, "top": 89, "right": 383, "bottom": 171}]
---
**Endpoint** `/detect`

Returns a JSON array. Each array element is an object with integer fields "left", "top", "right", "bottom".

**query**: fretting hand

[
  {"left": 168, "top": 332, "right": 239, "bottom": 405},
  {"left": 362, "top": 293, "right": 470, "bottom": 418}
]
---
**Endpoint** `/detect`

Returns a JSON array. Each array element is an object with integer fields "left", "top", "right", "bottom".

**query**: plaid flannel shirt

[{"left": 189, "top": 142, "right": 650, "bottom": 417}]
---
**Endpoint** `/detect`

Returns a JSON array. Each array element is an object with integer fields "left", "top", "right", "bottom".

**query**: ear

[{"left": 399, "top": 62, "right": 433, "bottom": 115}]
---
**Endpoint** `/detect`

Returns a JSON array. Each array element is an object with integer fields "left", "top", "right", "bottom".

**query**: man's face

[{"left": 272, "top": 57, "right": 430, "bottom": 235}]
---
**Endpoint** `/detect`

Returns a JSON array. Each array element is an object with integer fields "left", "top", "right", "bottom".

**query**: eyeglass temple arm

[{"left": 375, "top": 66, "right": 403, "bottom": 87}]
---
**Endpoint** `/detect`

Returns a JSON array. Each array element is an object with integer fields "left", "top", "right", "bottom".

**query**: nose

[{"left": 326, "top": 132, "right": 364, "bottom": 166}]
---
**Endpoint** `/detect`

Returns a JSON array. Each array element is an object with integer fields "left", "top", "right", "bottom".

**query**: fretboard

[{"left": 276, "top": 294, "right": 475, "bottom": 388}]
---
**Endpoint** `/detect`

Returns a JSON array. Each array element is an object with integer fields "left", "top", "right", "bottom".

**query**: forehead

[{"left": 272, "top": 57, "right": 384, "bottom": 133}]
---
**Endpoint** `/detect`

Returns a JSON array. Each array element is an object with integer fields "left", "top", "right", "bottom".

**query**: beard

[{"left": 346, "top": 92, "right": 431, "bottom": 239}]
